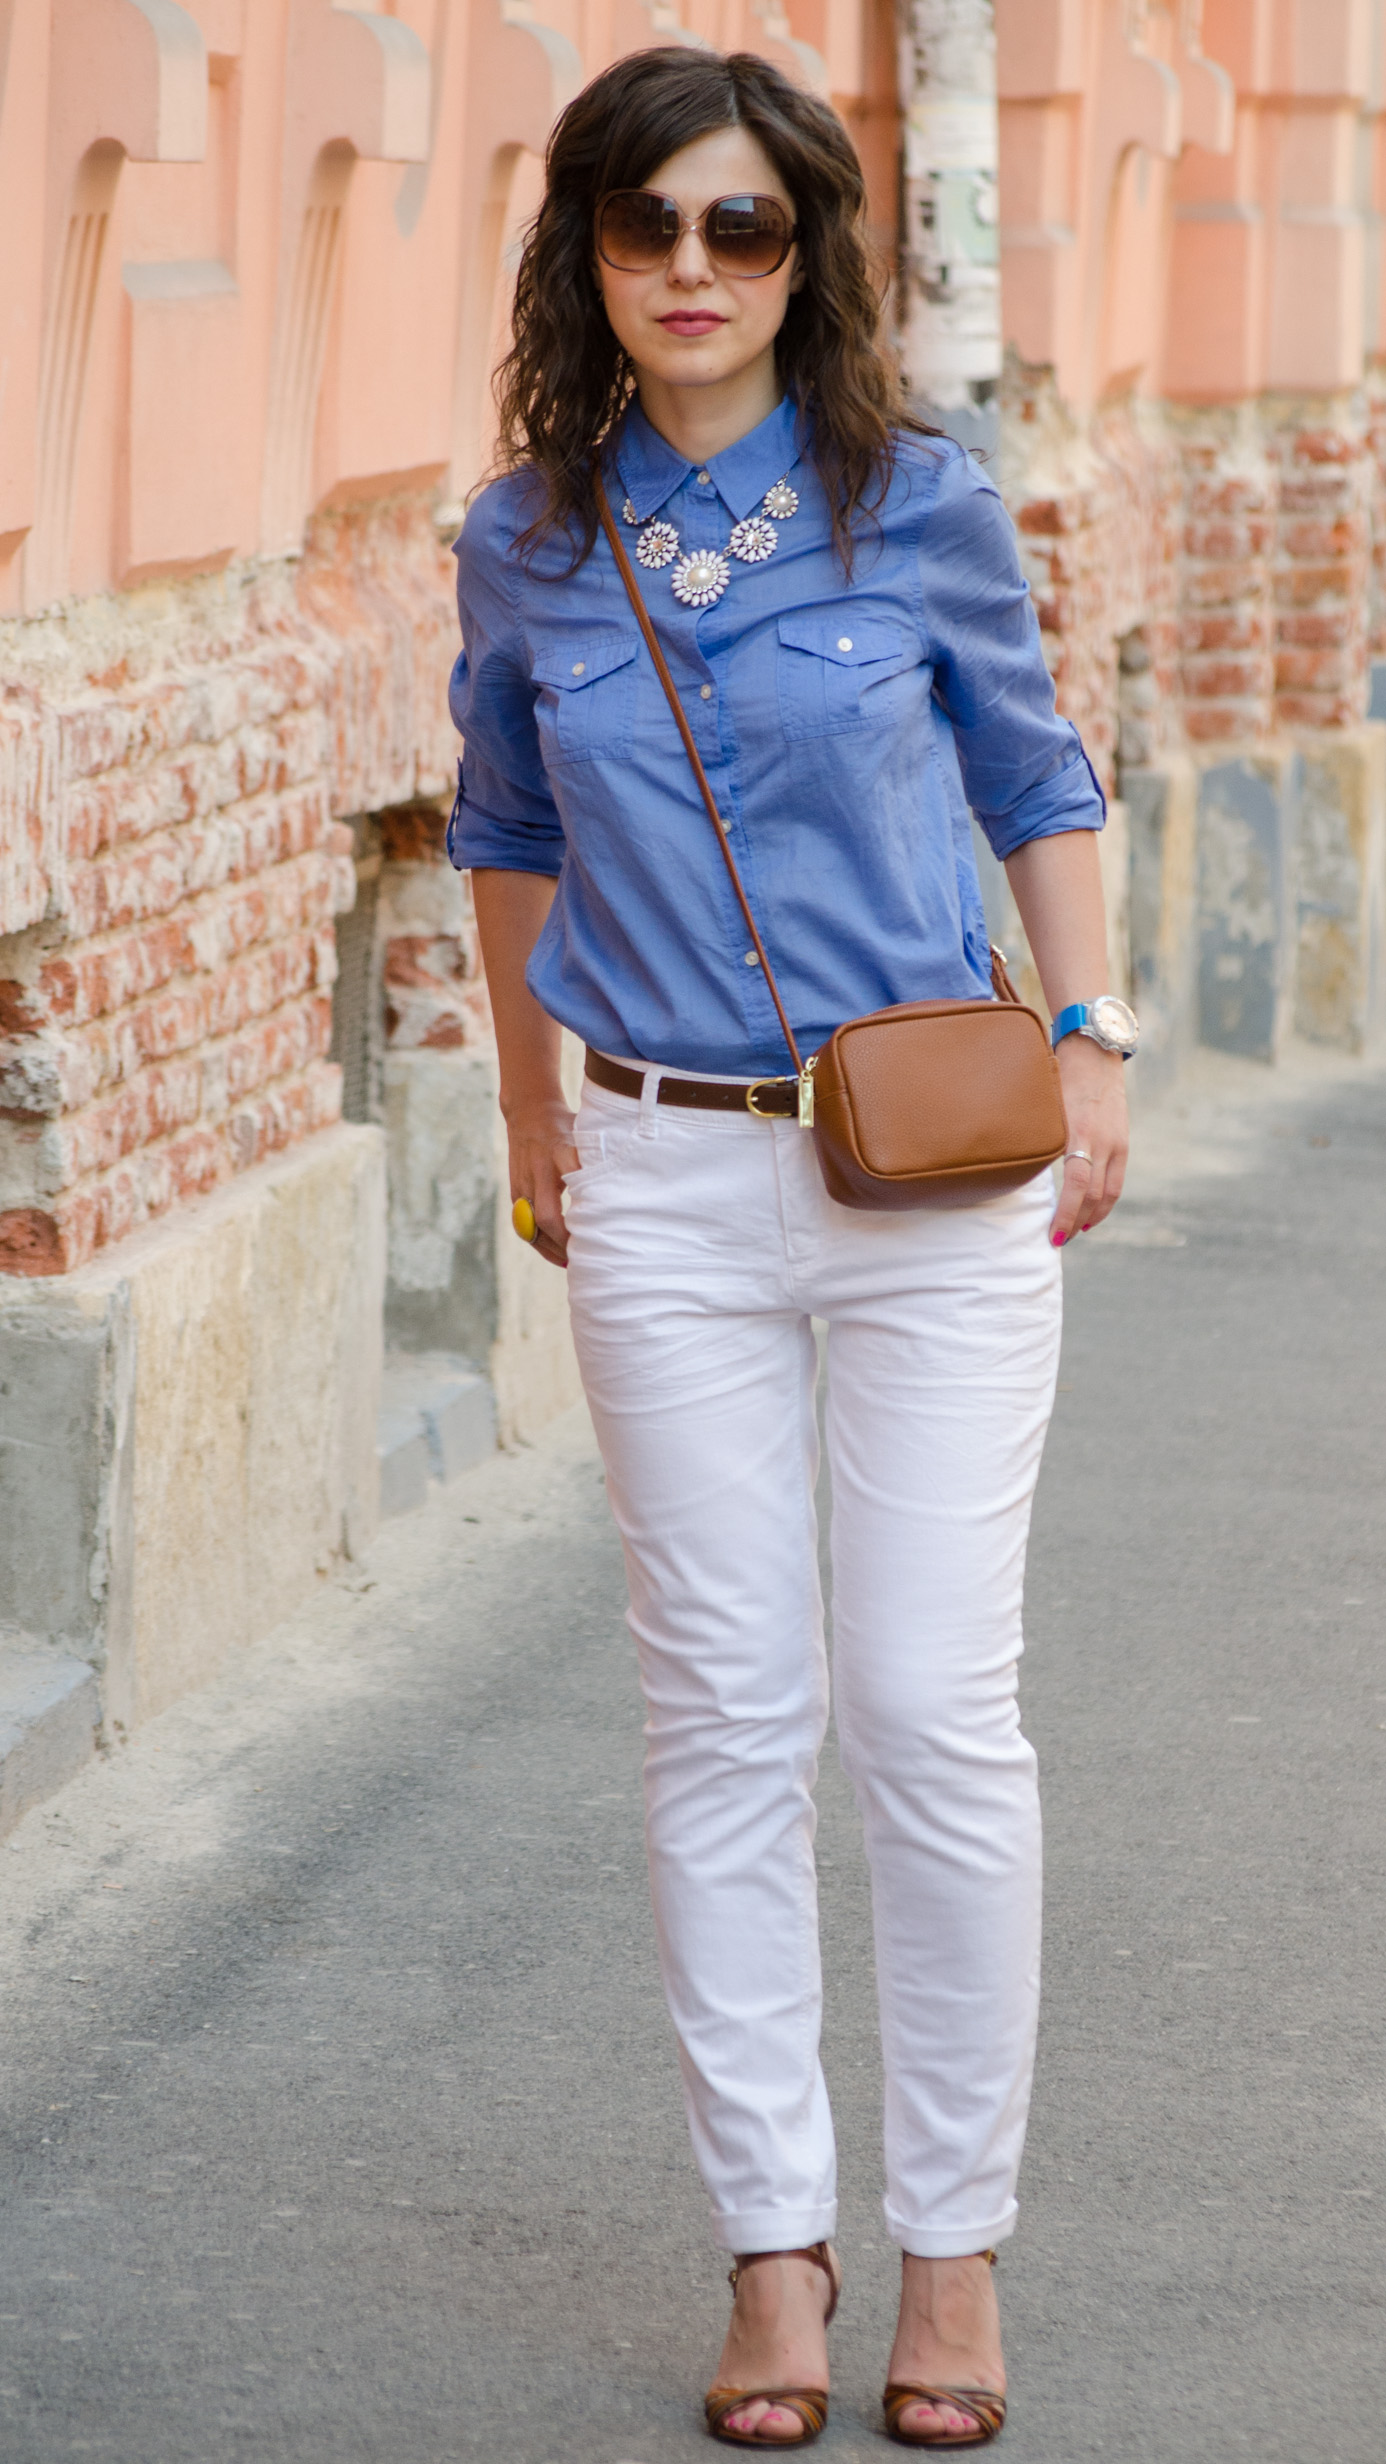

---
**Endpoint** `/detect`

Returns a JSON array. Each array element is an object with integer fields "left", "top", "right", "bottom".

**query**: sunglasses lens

[
  {"left": 598, "top": 191, "right": 676, "bottom": 270},
  {"left": 707, "top": 196, "right": 792, "bottom": 275}
]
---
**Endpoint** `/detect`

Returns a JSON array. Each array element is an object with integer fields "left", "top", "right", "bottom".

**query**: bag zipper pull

[{"left": 798, "top": 1054, "right": 818, "bottom": 1129}]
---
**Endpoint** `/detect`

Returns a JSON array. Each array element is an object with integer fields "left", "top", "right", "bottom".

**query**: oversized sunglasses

[{"left": 596, "top": 189, "right": 798, "bottom": 279}]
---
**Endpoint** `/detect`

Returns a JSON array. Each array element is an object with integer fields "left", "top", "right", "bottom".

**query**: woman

[{"left": 449, "top": 48, "right": 1131, "bottom": 2449}]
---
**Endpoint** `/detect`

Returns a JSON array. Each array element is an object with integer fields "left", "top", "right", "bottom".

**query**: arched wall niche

[
  {"left": 451, "top": 139, "right": 546, "bottom": 504},
  {"left": 27, "top": 139, "right": 125, "bottom": 609},
  {"left": 443, "top": 0, "right": 581, "bottom": 504},
  {"left": 1096, "top": 135, "right": 1174, "bottom": 399},
  {"left": 261, "top": 140, "right": 358, "bottom": 553}
]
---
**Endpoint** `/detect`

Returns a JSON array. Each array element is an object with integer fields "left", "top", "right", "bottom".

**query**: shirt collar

[{"left": 612, "top": 393, "right": 806, "bottom": 523}]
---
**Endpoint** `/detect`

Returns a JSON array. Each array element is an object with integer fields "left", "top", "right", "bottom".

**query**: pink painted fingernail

[{"left": 1051, "top": 1232, "right": 1067, "bottom": 1248}]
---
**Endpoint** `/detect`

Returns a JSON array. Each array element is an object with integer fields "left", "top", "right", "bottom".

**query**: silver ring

[{"left": 1065, "top": 1148, "right": 1093, "bottom": 1165}]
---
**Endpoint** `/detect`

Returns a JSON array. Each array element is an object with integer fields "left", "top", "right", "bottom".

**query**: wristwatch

[{"left": 1050, "top": 995, "right": 1139, "bottom": 1059}]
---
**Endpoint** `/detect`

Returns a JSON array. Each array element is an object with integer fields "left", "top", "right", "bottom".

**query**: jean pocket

[
  {"left": 561, "top": 1122, "right": 642, "bottom": 1193},
  {"left": 776, "top": 612, "right": 904, "bottom": 742}
]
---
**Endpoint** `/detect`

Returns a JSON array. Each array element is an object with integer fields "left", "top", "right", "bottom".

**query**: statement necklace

[{"left": 621, "top": 477, "right": 800, "bottom": 609}]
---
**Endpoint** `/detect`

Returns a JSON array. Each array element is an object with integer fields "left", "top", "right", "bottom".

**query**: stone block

[
  {"left": 1123, "top": 755, "right": 1198, "bottom": 1097},
  {"left": 383, "top": 1045, "right": 500, "bottom": 1360},
  {"left": 425, "top": 1370, "right": 496, "bottom": 1481},
  {"left": 378, "top": 1351, "right": 497, "bottom": 1503},
  {"left": 0, "top": 1285, "right": 133, "bottom": 1694},
  {"left": 1292, "top": 724, "right": 1386, "bottom": 1051},
  {"left": 0, "top": 1649, "right": 101, "bottom": 1838},
  {"left": 0, "top": 1123, "right": 384, "bottom": 1733},
  {"left": 377, "top": 1407, "right": 431, "bottom": 1519},
  {"left": 382, "top": 1038, "right": 582, "bottom": 1447},
  {"left": 1196, "top": 749, "right": 1301, "bottom": 1061}
]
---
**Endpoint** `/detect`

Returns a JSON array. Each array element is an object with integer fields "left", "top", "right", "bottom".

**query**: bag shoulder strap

[{"left": 594, "top": 470, "right": 1018, "bottom": 1050}]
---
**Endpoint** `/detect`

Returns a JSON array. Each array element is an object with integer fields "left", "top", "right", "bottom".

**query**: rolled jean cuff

[
  {"left": 712, "top": 2204, "right": 839, "bottom": 2255},
  {"left": 888, "top": 2213, "right": 1017, "bottom": 2260}
]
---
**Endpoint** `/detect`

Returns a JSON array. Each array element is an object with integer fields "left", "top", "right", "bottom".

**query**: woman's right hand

[
  {"left": 506, "top": 1095, "right": 579, "bottom": 1268},
  {"left": 469, "top": 869, "right": 577, "bottom": 1271}
]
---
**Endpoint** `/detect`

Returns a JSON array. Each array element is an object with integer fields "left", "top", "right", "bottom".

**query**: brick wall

[
  {"left": 0, "top": 495, "right": 457, "bottom": 1277},
  {"left": 1001, "top": 363, "right": 1377, "bottom": 786},
  {"left": 1003, "top": 363, "right": 1182, "bottom": 792},
  {"left": 1268, "top": 410, "right": 1372, "bottom": 734},
  {"left": 1176, "top": 410, "right": 1277, "bottom": 743},
  {"left": 377, "top": 804, "right": 492, "bottom": 1059}
]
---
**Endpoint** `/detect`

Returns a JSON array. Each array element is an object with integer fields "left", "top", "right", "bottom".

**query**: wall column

[{"left": 898, "top": 0, "right": 1002, "bottom": 454}]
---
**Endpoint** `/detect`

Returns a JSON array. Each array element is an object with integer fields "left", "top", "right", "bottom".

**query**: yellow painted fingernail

[{"left": 511, "top": 1197, "right": 539, "bottom": 1244}]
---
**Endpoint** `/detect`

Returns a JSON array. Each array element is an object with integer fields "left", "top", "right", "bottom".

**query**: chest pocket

[
  {"left": 777, "top": 614, "right": 904, "bottom": 743},
  {"left": 531, "top": 630, "right": 639, "bottom": 763}
]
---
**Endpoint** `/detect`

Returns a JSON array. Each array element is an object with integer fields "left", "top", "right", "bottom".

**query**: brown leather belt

[{"left": 584, "top": 1046, "right": 798, "bottom": 1118}]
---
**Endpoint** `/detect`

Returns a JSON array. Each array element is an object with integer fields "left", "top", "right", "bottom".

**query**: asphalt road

[{"left": 2, "top": 1048, "right": 1383, "bottom": 2464}]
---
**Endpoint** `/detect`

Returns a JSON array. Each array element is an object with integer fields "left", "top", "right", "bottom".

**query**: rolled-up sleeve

[
  {"left": 447, "top": 490, "right": 566, "bottom": 877},
  {"left": 919, "top": 447, "right": 1105, "bottom": 863}
]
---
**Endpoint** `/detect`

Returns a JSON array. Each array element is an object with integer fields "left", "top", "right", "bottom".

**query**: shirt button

[
  {"left": 837, "top": 636, "right": 853, "bottom": 652},
  {"left": 743, "top": 951, "right": 760, "bottom": 967},
  {"left": 696, "top": 470, "right": 711, "bottom": 485},
  {"left": 700, "top": 684, "right": 713, "bottom": 700},
  {"left": 572, "top": 661, "right": 586, "bottom": 675}
]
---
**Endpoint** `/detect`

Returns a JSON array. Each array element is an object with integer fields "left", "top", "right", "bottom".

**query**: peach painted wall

[
  {"left": 0, "top": 0, "right": 895, "bottom": 618},
  {"left": 995, "top": 1, "right": 1385, "bottom": 419}
]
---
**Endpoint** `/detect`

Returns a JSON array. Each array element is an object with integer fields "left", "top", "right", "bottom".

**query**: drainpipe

[{"left": 897, "top": 0, "right": 1001, "bottom": 460}]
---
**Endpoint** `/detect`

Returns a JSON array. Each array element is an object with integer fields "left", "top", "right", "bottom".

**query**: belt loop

[{"left": 639, "top": 1066, "right": 663, "bottom": 1134}]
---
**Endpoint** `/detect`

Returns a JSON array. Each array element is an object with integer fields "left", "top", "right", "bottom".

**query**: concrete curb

[
  {"left": 0, "top": 1648, "right": 100, "bottom": 1840},
  {"left": 377, "top": 1355, "right": 497, "bottom": 1520}
]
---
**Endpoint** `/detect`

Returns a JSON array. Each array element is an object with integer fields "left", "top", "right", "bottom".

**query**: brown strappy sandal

[
  {"left": 882, "top": 2251, "right": 1007, "bottom": 2448},
  {"left": 704, "top": 2241, "right": 841, "bottom": 2447}
]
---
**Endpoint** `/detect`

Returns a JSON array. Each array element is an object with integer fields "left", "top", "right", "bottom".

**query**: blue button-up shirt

[{"left": 448, "top": 394, "right": 1103, "bottom": 1076}]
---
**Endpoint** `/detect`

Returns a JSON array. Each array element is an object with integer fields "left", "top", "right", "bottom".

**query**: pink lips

[{"left": 659, "top": 313, "right": 725, "bottom": 337}]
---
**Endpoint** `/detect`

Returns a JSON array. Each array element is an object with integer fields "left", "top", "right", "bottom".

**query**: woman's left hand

[{"left": 1050, "top": 1035, "right": 1128, "bottom": 1247}]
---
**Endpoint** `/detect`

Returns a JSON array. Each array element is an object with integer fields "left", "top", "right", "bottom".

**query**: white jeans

[{"left": 565, "top": 1072, "right": 1062, "bottom": 2258}]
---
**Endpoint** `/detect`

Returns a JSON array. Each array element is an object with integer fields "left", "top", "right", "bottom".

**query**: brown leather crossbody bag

[{"left": 596, "top": 477, "right": 1067, "bottom": 1210}]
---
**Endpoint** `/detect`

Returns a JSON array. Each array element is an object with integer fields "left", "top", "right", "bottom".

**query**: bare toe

[
  {"left": 898, "top": 2397, "right": 972, "bottom": 2436},
  {"left": 723, "top": 2399, "right": 804, "bottom": 2441}
]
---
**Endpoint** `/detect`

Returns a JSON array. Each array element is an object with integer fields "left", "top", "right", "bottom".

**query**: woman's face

[{"left": 594, "top": 124, "right": 801, "bottom": 398}]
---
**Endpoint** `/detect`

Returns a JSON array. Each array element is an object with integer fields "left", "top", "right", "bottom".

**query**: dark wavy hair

[{"left": 493, "top": 48, "right": 927, "bottom": 573}]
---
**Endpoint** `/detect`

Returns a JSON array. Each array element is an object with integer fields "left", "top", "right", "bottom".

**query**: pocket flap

[
  {"left": 777, "top": 614, "right": 903, "bottom": 666},
  {"left": 531, "top": 631, "right": 639, "bottom": 690}
]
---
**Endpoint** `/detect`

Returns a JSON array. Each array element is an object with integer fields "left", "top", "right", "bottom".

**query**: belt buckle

[{"left": 745, "top": 1077, "right": 791, "bottom": 1117}]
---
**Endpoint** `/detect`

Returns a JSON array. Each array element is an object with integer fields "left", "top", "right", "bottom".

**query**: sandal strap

[
  {"left": 727, "top": 2241, "right": 840, "bottom": 2325},
  {"left": 883, "top": 2384, "right": 1007, "bottom": 2446},
  {"left": 705, "top": 2386, "right": 828, "bottom": 2445}
]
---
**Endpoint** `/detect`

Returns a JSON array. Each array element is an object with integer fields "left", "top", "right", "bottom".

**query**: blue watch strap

[{"left": 1050, "top": 1002, "right": 1091, "bottom": 1049}]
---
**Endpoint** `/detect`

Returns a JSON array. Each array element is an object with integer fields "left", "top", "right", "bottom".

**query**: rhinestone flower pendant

[
  {"left": 729, "top": 514, "right": 778, "bottom": 565},
  {"left": 762, "top": 478, "right": 799, "bottom": 521},
  {"left": 635, "top": 519, "right": 679, "bottom": 570},
  {"left": 671, "top": 547, "right": 731, "bottom": 608},
  {"left": 621, "top": 497, "right": 639, "bottom": 525}
]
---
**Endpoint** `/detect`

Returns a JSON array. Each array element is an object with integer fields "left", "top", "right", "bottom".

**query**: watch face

[{"left": 1089, "top": 995, "right": 1139, "bottom": 1053}]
